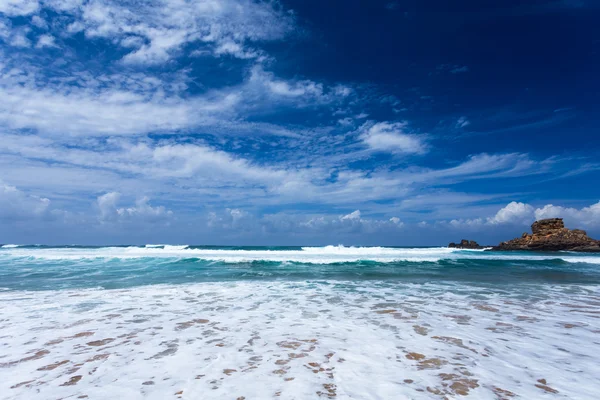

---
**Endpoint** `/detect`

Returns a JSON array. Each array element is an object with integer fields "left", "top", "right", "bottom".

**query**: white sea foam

[
  {"left": 0, "top": 281, "right": 598, "bottom": 399},
  {"left": 144, "top": 244, "right": 189, "bottom": 249},
  {"left": 1, "top": 244, "right": 20, "bottom": 248},
  {"left": 1, "top": 245, "right": 600, "bottom": 264},
  {"left": 163, "top": 245, "right": 189, "bottom": 250}
]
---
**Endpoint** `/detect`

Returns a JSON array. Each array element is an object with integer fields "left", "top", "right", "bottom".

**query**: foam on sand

[{"left": 0, "top": 281, "right": 598, "bottom": 399}]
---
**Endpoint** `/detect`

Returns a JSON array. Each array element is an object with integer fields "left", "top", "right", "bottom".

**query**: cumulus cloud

[
  {"left": 9, "top": 28, "right": 31, "bottom": 47},
  {"left": 97, "top": 191, "right": 121, "bottom": 220},
  {"left": 30, "top": 14, "right": 47, "bottom": 29},
  {"left": 341, "top": 210, "right": 361, "bottom": 220},
  {"left": 207, "top": 208, "right": 255, "bottom": 231},
  {"left": 0, "top": 182, "right": 50, "bottom": 219},
  {"left": 488, "top": 202, "right": 534, "bottom": 225},
  {"left": 449, "top": 217, "right": 484, "bottom": 228},
  {"left": 0, "top": 18, "right": 10, "bottom": 39},
  {"left": 535, "top": 202, "right": 600, "bottom": 227},
  {"left": 35, "top": 34, "right": 57, "bottom": 48},
  {"left": 97, "top": 192, "right": 172, "bottom": 222},
  {"left": 0, "top": 0, "right": 39, "bottom": 16},
  {"left": 360, "top": 121, "right": 426, "bottom": 154},
  {"left": 203, "top": 207, "right": 405, "bottom": 238},
  {"left": 389, "top": 217, "right": 402, "bottom": 225},
  {"left": 303, "top": 210, "right": 404, "bottom": 234},
  {"left": 448, "top": 200, "right": 600, "bottom": 229}
]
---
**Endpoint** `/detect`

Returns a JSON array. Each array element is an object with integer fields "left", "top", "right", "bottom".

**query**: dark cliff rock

[
  {"left": 449, "top": 239, "right": 484, "bottom": 249},
  {"left": 492, "top": 218, "right": 600, "bottom": 252}
]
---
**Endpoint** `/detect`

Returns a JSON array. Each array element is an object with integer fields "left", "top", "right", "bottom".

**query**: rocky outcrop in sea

[
  {"left": 448, "top": 239, "right": 484, "bottom": 249},
  {"left": 492, "top": 218, "right": 600, "bottom": 252}
]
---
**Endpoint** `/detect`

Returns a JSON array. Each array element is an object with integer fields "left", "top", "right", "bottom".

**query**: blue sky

[{"left": 0, "top": 0, "right": 599, "bottom": 245}]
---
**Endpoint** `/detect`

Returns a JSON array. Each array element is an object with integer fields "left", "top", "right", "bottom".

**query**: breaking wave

[
  {"left": 1, "top": 244, "right": 599, "bottom": 264},
  {"left": 1, "top": 245, "right": 600, "bottom": 292}
]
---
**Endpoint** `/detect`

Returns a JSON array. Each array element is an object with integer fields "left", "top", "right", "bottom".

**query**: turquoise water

[{"left": 2, "top": 245, "right": 599, "bottom": 291}]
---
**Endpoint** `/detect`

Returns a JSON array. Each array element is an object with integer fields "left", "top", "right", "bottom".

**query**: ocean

[{"left": 1, "top": 245, "right": 599, "bottom": 399}]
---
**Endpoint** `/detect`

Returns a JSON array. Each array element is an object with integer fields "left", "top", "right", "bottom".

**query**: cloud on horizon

[{"left": 2, "top": 177, "right": 599, "bottom": 245}]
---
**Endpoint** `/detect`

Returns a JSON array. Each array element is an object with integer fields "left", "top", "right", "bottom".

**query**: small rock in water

[{"left": 448, "top": 239, "right": 483, "bottom": 249}]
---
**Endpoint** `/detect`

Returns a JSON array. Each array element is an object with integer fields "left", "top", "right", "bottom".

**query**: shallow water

[{"left": 1, "top": 245, "right": 599, "bottom": 399}]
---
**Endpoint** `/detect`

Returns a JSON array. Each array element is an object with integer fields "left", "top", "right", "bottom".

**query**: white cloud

[
  {"left": 214, "top": 40, "right": 262, "bottom": 60},
  {"left": 0, "top": 3, "right": 349, "bottom": 140},
  {"left": 448, "top": 200, "right": 600, "bottom": 229},
  {"left": 97, "top": 192, "right": 172, "bottom": 222},
  {"left": 535, "top": 202, "right": 600, "bottom": 227},
  {"left": 0, "top": 59, "right": 352, "bottom": 137},
  {"left": 150, "top": 143, "right": 287, "bottom": 182},
  {"left": 389, "top": 217, "right": 402, "bottom": 225},
  {"left": 409, "top": 153, "right": 543, "bottom": 183},
  {"left": 30, "top": 14, "right": 47, "bottom": 29},
  {"left": 97, "top": 191, "right": 121, "bottom": 219},
  {"left": 0, "top": 0, "right": 39, "bottom": 16},
  {"left": 449, "top": 217, "right": 484, "bottom": 228},
  {"left": 0, "top": 18, "right": 10, "bottom": 39},
  {"left": 333, "top": 85, "right": 352, "bottom": 97},
  {"left": 337, "top": 117, "right": 354, "bottom": 126},
  {"left": 300, "top": 210, "right": 405, "bottom": 234},
  {"left": 207, "top": 208, "right": 255, "bottom": 230},
  {"left": 341, "top": 210, "right": 361, "bottom": 220},
  {"left": 9, "top": 28, "right": 31, "bottom": 47},
  {"left": 488, "top": 201, "right": 534, "bottom": 225},
  {"left": 201, "top": 208, "right": 407, "bottom": 239},
  {"left": 121, "top": 196, "right": 172, "bottom": 219},
  {"left": 0, "top": 60, "right": 246, "bottom": 136},
  {"left": 242, "top": 66, "right": 354, "bottom": 108},
  {"left": 266, "top": 79, "right": 322, "bottom": 97},
  {"left": 0, "top": 84, "right": 194, "bottom": 136},
  {"left": 0, "top": 182, "right": 50, "bottom": 219},
  {"left": 35, "top": 34, "right": 57, "bottom": 48},
  {"left": 1, "top": 130, "right": 563, "bottom": 214},
  {"left": 249, "top": 66, "right": 328, "bottom": 101},
  {"left": 456, "top": 116, "right": 470, "bottom": 128},
  {"left": 3, "top": 0, "right": 294, "bottom": 64},
  {"left": 360, "top": 121, "right": 426, "bottom": 154}
]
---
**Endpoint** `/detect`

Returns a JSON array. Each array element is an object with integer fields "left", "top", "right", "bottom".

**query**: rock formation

[
  {"left": 448, "top": 239, "right": 484, "bottom": 249},
  {"left": 492, "top": 218, "right": 600, "bottom": 252}
]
